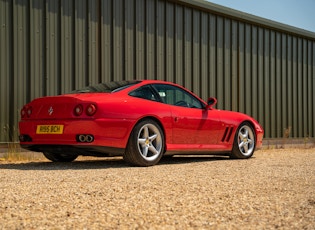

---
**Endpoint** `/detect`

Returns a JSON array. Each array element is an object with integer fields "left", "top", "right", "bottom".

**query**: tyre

[
  {"left": 124, "top": 119, "right": 165, "bottom": 166},
  {"left": 230, "top": 122, "right": 256, "bottom": 159},
  {"left": 43, "top": 152, "right": 78, "bottom": 162}
]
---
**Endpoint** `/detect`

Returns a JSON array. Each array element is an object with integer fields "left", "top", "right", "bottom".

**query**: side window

[
  {"left": 129, "top": 86, "right": 157, "bottom": 101},
  {"left": 152, "top": 84, "right": 203, "bottom": 109}
]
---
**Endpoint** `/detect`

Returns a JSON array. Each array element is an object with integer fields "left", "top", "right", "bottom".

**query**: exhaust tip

[{"left": 76, "top": 134, "right": 94, "bottom": 143}]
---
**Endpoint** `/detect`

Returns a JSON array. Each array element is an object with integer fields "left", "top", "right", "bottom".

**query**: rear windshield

[{"left": 71, "top": 80, "right": 141, "bottom": 93}]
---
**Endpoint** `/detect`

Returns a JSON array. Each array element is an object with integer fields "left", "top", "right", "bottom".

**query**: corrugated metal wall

[{"left": 0, "top": 0, "right": 314, "bottom": 142}]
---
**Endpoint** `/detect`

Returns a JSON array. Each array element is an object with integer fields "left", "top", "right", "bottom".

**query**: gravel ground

[{"left": 0, "top": 148, "right": 314, "bottom": 229}]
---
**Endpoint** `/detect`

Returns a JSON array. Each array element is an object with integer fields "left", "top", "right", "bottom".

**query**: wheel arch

[
  {"left": 225, "top": 119, "right": 257, "bottom": 146},
  {"left": 241, "top": 119, "right": 258, "bottom": 143},
  {"left": 127, "top": 116, "right": 167, "bottom": 152},
  {"left": 233, "top": 120, "right": 257, "bottom": 145}
]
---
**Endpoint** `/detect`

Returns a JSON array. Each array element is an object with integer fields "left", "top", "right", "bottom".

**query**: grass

[
  {"left": 1, "top": 124, "right": 44, "bottom": 162},
  {"left": 0, "top": 142, "right": 44, "bottom": 162}
]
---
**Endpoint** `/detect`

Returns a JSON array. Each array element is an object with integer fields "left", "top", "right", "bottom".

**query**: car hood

[{"left": 216, "top": 109, "right": 262, "bottom": 129}]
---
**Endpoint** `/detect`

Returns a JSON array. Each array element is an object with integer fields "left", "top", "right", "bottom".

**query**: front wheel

[
  {"left": 124, "top": 119, "right": 165, "bottom": 166},
  {"left": 43, "top": 152, "right": 78, "bottom": 162},
  {"left": 230, "top": 122, "right": 256, "bottom": 159}
]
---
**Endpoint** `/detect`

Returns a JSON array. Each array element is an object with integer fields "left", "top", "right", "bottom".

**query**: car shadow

[
  {"left": 0, "top": 155, "right": 233, "bottom": 171},
  {"left": 159, "top": 155, "right": 230, "bottom": 165}
]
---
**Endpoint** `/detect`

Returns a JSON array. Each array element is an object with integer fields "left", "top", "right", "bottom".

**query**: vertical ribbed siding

[
  {"left": 88, "top": 0, "right": 100, "bottom": 85},
  {"left": 46, "top": 0, "right": 59, "bottom": 96},
  {"left": 0, "top": 0, "right": 314, "bottom": 142},
  {"left": 60, "top": 0, "right": 73, "bottom": 93},
  {"left": 174, "top": 5, "right": 183, "bottom": 85},
  {"left": 101, "top": 0, "right": 111, "bottom": 83},
  {"left": 0, "top": 0, "right": 11, "bottom": 141},
  {"left": 200, "top": 12, "right": 208, "bottom": 100},
  {"left": 165, "top": 2, "right": 174, "bottom": 83},
  {"left": 13, "top": 0, "right": 28, "bottom": 140},
  {"left": 146, "top": 0, "right": 155, "bottom": 80},
  {"left": 29, "top": 0, "right": 44, "bottom": 100}
]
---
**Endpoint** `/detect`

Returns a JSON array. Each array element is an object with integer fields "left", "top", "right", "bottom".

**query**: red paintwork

[{"left": 19, "top": 80, "right": 264, "bottom": 155}]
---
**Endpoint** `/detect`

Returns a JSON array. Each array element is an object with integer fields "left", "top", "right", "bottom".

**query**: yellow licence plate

[{"left": 36, "top": 125, "right": 64, "bottom": 134}]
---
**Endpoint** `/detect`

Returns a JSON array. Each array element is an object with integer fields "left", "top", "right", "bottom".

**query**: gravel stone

[{"left": 0, "top": 148, "right": 314, "bottom": 229}]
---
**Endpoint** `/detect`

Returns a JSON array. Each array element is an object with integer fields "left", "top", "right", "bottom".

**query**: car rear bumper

[{"left": 19, "top": 118, "right": 134, "bottom": 150}]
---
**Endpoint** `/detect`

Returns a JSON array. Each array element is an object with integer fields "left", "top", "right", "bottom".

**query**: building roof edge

[{"left": 176, "top": 0, "right": 315, "bottom": 40}]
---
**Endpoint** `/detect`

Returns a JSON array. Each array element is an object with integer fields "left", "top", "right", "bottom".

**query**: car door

[{"left": 151, "top": 84, "right": 222, "bottom": 147}]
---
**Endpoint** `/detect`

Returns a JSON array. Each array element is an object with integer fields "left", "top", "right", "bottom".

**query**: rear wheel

[
  {"left": 43, "top": 152, "right": 78, "bottom": 162},
  {"left": 124, "top": 119, "right": 164, "bottom": 166},
  {"left": 230, "top": 122, "right": 256, "bottom": 159}
]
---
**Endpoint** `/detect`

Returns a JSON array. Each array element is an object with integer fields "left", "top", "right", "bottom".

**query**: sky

[{"left": 206, "top": 0, "right": 315, "bottom": 32}]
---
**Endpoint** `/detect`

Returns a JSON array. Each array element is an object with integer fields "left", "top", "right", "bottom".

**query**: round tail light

[
  {"left": 86, "top": 104, "right": 97, "bottom": 116},
  {"left": 27, "top": 107, "right": 32, "bottom": 116},
  {"left": 21, "top": 108, "right": 27, "bottom": 118},
  {"left": 21, "top": 106, "right": 32, "bottom": 118},
  {"left": 74, "top": 104, "right": 83, "bottom": 116}
]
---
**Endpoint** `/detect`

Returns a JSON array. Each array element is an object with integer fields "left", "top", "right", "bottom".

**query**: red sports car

[{"left": 19, "top": 80, "right": 264, "bottom": 166}]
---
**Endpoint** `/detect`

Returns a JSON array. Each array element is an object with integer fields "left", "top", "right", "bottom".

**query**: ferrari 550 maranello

[{"left": 19, "top": 80, "right": 264, "bottom": 166}]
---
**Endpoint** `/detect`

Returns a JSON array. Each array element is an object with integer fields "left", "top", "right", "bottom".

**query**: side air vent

[{"left": 221, "top": 126, "right": 234, "bottom": 142}]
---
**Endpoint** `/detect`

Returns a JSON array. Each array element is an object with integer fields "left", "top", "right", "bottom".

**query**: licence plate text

[{"left": 36, "top": 125, "right": 64, "bottom": 134}]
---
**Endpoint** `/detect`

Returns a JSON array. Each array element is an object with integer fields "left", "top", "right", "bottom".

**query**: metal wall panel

[
  {"left": 269, "top": 31, "right": 276, "bottom": 138},
  {"left": 174, "top": 4, "right": 183, "bottom": 85},
  {"left": 60, "top": 0, "right": 74, "bottom": 93},
  {"left": 251, "top": 26, "right": 258, "bottom": 120},
  {"left": 231, "top": 20, "right": 238, "bottom": 112},
  {"left": 183, "top": 7, "right": 192, "bottom": 91},
  {"left": 74, "top": 0, "right": 87, "bottom": 89},
  {"left": 257, "top": 27, "right": 264, "bottom": 130},
  {"left": 101, "top": 0, "right": 112, "bottom": 83},
  {"left": 146, "top": 0, "right": 156, "bottom": 80},
  {"left": 156, "top": 0, "right": 165, "bottom": 81},
  {"left": 136, "top": 0, "right": 145, "bottom": 79},
  {"left": 286, "top": 35, "right": 293, "bottom": 137},
  {"left": 308, "top": 41, "right": 314, "bottom": 138},
  {"left": 46, "top": 0, "right": 59, "bottom": 96},
  {"left": 0, "top": 0, "right": 315, "bottom": 142},
  {"left": 165, "top": 2, "right": 174, "bottom": 83},
  {"left": 13, "top": 0, "right": 29, "bottom": 141},
  {"left": 113, "top": 0, "right": 123, "bottom": 81},
  {"left": 0, "top": 0, "right": 11, "bottom": 141},
  {"left": 192, "top": 9, "right": 200, "bottom": 95},
  {"left": 200, "top": 12, "right": 208, "bottom": 100},
  {"left": 223, "top": 18, "right": 231, "bottom": 111},
  {"left": 313, "top": 43, "right": 315, "bottom": 138},
  {"left": 30, "top": 0, "right": 44, "bottom": 100},
  {"left": 88, "top": 0, "right": 100, "bottom": 85},
  {"left": 244, "top": 24, "right": 252, "bottom": 116},
  {"left": 292, "top": 37, "right": 298, "bottom": 138},
  {"left": 124, "top": 0, "right": 135, "bottom": 80},
  {"left": 238, "top": 22, "right": 245, "bottom": 114},
  {"left": 280, "top": 34, "right": 287, "bottom": 137},
  {"left": 208, "top": 14, "right": 216, "bottom": 98}
]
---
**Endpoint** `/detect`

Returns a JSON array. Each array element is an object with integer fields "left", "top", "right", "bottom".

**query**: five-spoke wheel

[
  {"left": 231, "top": 122, "right": 256, "bottom": 159},
  {"left": 137, "top": 123, "right": 163, "bottom": 162},
  {"left": 124, "top": 119, "right": 165, "bottom": 166}
]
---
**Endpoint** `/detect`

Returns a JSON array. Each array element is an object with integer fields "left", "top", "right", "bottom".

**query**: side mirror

[{"left": 206, "top": 97, "right": 217, "bottom": 110}]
